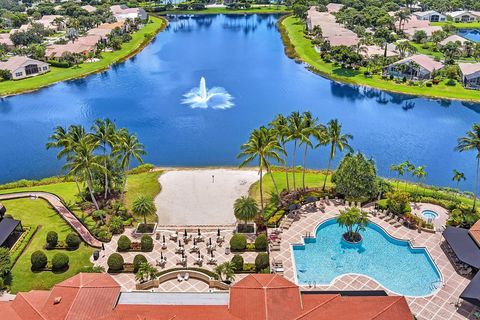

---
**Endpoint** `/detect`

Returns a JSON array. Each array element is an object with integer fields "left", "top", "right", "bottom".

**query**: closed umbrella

[
  {"left": 209, "top": 237, "right": 212, "bottom": 246},
  {"left": 210, "top": 251, "right": 214, "bottom": 258},
  {"left": 198, "top": 252, "right": 201, "bottom": 259},
  {"left": 160, "top": 252, "right": 163, "bottom": 260},
  {"left": 198, "top": 228, "right": 201, "bottom": 236},
  {"left": 217, "top": 228, "right": 220, "bottom": 237},
  {"left": 178, "top": 240, "right": 181, "bottom": 247},
  {"left": 162, "top": 235, "right": 165, "bottom": 243},
  {"left": 184, "top": 229, "right": 187, "bottom": 237}
]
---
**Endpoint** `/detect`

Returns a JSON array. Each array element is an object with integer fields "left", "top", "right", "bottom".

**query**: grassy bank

[
  {"left": 431, "top": 21, "right": 480, "bottom": 29},
  {"left": 0, "top": 16, "right": 166, "bottom": 97},
  {"left": 124, "top": 171, "right": 162, "bottom": 223},
  {"left": 152, "top": 5, "right": 290, "bottom": 15},
  {"left": 281, "top": 15, "right": 480, "bottom": 102}
]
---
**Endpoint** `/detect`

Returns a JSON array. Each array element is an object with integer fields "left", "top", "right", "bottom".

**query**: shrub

[
  {"left": 255, "top": 252, "right": 269, "bottom": 271},
  {"left": 47, "top": 60, "right": 70, "bottom": 68},
  {"left": 426, "top": 82, "right": 432, "bottom": 87},
  {"left": 0, "top": 277, "right": 4, "bottom": 290},
  {"left": 117, "top": 235, "right": 131, "bottom": 252},
  {"left": 230, "top": 234, "right": 247, "bottom": 251},
  {"left": 141, "top": 235, "right": 154, "bottom": 252},
  {"left": 108, "top": 253, "right": 124, "bottom": 271},
  {"left": 46, "top": 231, "right": 58, "bottom": 248},
  {"left": 254, "top": 234, "right": 268, "bottom": 251},
  {"left": 92, "top": 210, "right": 107, "bottom": 221},
  {"left": 52, "top": 253, "right": 69, "bottom": 271},
  {"left": 386, "top": 191, "right": 410, "bottom": 215},
  {"left": 109, "top": 216, "right": 124, "bottom": 234},
  {"left": 231, "top": 254, "right": 244, "bottom": 272},
  {"left": 65, "top": 232, "right": 81, "bottom": 250},
  {"left": 133, "top": 254, "right": 148, "bottom": 273},
  {"left": 446, "top": 79, "right": 456, "bottom": 86},
  {"left": 30, "top": 250, "right": 47, "bottom": 271}
]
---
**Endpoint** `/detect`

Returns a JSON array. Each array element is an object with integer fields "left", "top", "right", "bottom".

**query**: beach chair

[
  {"left": 177, "top": 274, "right": 184, "bottom": 282},
  {"left": 175, "top": 247, "right": 185, "bottom": 254},
  {"left": 184, "top": 273, "right": 190, "bottom": 281},
  {"left": 207, "top": 257, "right": 217, "bottom": 265},
  {"left": 194, "top": 258, "right": 203, "bottom": 267},
  {"left": 170, "top": 233, "right": 178, "bottom": 242}
]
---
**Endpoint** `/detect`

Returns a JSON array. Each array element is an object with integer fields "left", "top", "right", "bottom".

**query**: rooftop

[{"left": 391, "top": 54, "right": 444, "bottom": 72}]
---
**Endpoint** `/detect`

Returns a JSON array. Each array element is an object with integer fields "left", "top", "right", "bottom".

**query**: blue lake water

[
  {"left": 292, "top": 219, "right": 441, "bottom": 297},
  {"left": 0, "top": 14, "right": 480, "bottom": 189},
  {"left": 459, "top": 29, "right": 480, "bottom": 42}
]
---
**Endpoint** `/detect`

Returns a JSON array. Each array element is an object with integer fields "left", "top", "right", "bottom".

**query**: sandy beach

[{"left": 154, "top": 169, "right": 259, "bottom": 226}]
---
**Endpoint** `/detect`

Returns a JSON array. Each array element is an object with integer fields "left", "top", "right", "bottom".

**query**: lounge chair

[
  {"left": 194, "top": 258, "right": 203, "bottom": 266},
  {"left": 177, "top": 274, "right": 184, "bottom": 282},
  {"left": 161, "top": 243, "right": 167, "bottom": 250},
  {"left": 184, "top": 273, "right": 190, "bottom": 281},
  {"left": 170, "top": 233, "right": 178, "bottom": 241},
  {"left": 190, "top": 246, "right": 199, "bottom": 253},
  {"left": 175, "top": 247, "right": 185, "bottom": 254},
  {"left": 176, "top": 258, "right": 187, "bottom": 266},
  {"left": 207, "top": 258, "right": 217, "bottom": 265}
]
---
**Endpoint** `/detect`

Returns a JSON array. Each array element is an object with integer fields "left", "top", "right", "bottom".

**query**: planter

[
  {"left": 341, "top": 232, "right": 363, "bottom": 245},
  {"left": 134, "top": 223, "right": 157, "bottom": 236}
]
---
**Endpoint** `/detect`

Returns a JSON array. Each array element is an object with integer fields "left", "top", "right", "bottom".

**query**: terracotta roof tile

[{"left": 469, "top": 220, "right": 480, "bottom": 246}]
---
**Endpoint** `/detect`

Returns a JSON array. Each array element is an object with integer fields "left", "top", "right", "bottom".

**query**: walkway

[{"left": 0, "top": 192, "right": 102, "bottom": 248}]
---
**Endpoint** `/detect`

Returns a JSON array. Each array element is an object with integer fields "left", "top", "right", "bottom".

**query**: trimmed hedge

[
  {"left": 52, "top": 253, "right": 69, "bottom": 271},
  {"left": 108, "top": 253, "right": 124, "bottom": 272},
  {"left": 46, "top": 231, "right": 58, "bottom": 248},
  {"left": 141, "top": 235, "right": 154, "bottom": 252},
  {"left": 10, "top": 225, "right": 37, "bottom": 266},
  {"left": 254, "top": 234, "right": 268, "bottom": 251},
  {"left": 65, "top": 232, "right": 81, "bottom": 250},
  {"left": 133, "top": 254, "right": 147, "bottom": 273},
  {"left": 117, "top": 235, "right": 131, "bottom": 252},
  {"left": 31, "top": 250, "right": 47, "bottom": 271},
  {"left": 230, "top": 234, "right": 247, "bottom": 251},
  {"left": 255, "top": 252, "right": 269, "bottom": 271},
  {"left": 231, "top": 254, "right": 244, "bottom": 272}
]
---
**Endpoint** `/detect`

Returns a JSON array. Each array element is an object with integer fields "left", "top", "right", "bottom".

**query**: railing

[{"left": 430, "top": 280, "right": 443, "bottom": 290}]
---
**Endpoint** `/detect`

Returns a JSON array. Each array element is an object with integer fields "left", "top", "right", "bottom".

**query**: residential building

[
  {"left": 413, "top": 10, "right": 446, "bottom": 22},
  {"left": 0, "top": 33, "right": 14, "bottom": 48},
  {"left": 46, "top": 42, "right": 97, "bottom": 58},
  {"left": 81, "top": 5, "right": 97, "bottom": 13},
  {"left": 459, "top": 62, "right": 480, "bottom": 90},
  {"left": 36, "top": 15, "right": 65, "bottom": 31},
  {"left": 439, "top": 34, "right": 471, "bottom": 46},
  {"left": 0, "top": 56, "right": 49, "bottom": 80},
  {"left": 326, "top": 3, "right": 344, "bottom": 13},
  {"left": 404, "top": 25, "right": 443, "bottom": 39},
  {"left": 385, "top": 54, "right": 444, "bottom": 80},
  {"left": 446, "top": 11, "right": 479, "bottom": 22},
  {"left": 0, "top": 273, "right": 414, "bottom": 319},
  {"left": 110, "top": 5, "right": 148, "bottom": 22},
  {"left": 306, "top": 7, "right": 359, "bottom": 46}
]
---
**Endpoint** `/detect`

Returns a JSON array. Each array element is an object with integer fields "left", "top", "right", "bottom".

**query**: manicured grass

[
  {"left": 282, "top": 16, "right": 480, "bottom": 102},
  {"left": 249, "top": 171, "right": 333, "bottom": 202},
  {"left": 4, "top": 198, "right": 94, "bottom": 293},
  {"left": 124, "top": 171, "right": 162, "bottom": 223},
  {"left": 0, "top": 16, "right": 166, "bottom": 96},
  {"left": 431, "top": 21, "right": 480, "bottom": 29},
  {"left": 152, "top": 5, "right": 290, "bottom": 15}
]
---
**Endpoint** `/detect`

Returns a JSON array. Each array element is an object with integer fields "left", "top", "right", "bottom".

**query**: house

[
  {"left": 36, "top": 15, "right": 65, "bottom": 31},
  {"left": 362, "top": 45, "right": 397, "bottom": 58},
  {"left": 413, "top": 10, "right": 446, "bottom": 22},
  {"left": 446, "top": 11, "right": 479, "bottom": 23},
  {"left": 0, "top": 56, "right": 49, "bottom": 80},
  {"left": 0, "top": 203, "right": 23, "bottom": 248},
  {"left": 385, "top": 54, "right": 444, "bottom": 80},
  {"left": 439, "top": 34, "right": 471, "bottom": 46},
  {"left": 0, "top": 273, "right": 414, "bottom": 319},
  {"left": 0, "top": 33, "right": 14, "bottom": 48},
  {"left": 81, "top": 5, "right": 97, "bottom": 13},
  {"left": 110, "top": 5, "right": 148, "bottom": 21},
  {"left": 459, "top": 62, "right": 480, "bottom": 89},
  {"left": 404, "top": 26, "right": 443, "bottom": 39},
  {"left": 46, "top": 42, "right": 97, "bottom": 58},
  {"left": 306, "top": 7, "right": 359, "bottom": 46},
  {"left": 326, "top": 3, "right": 344, "bottom": 13}
]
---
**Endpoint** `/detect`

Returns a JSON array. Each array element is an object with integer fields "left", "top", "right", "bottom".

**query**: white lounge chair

[
  {"left": 177, "top": 274, "right": 184, "bottom": 282},
  {"left": 184, "top": 273, "right": 190, "bottom": 281}
]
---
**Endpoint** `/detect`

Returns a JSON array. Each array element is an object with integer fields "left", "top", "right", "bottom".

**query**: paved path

[{"left": 0, "top": 192, "right": 102, "bottom": 248}]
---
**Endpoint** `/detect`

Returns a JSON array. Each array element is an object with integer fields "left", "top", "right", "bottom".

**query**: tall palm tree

[
  {"left": 233, "top": 196, "right": 258, "bottom": 229},
  {"left": 238, "top": 127, "right": 283, "bottom": 215},
  {"left": 452, "top": 169, "right": 466, "bottom": 198},
  {"left": 389, "top": 163, "right": 404, "bottom": 189},
  {"left": 270, "top": 114, "right": 291, "bottom": 192},
  {"left": 115, "top": 129, "right": 146, "bottom": 202},
  {"left": 413, "top": 166, "right": 427, "bottom": 195},
  {"left": 300, "top": 112, "right": 316, "bottom": 191},
  {"left": 287, "top": 112, "right": 303, "bottom": 191},
  {"left": 70, "top": 136, "right": 102, "bottom": 210},
  {"left": 319, "top": 119, "right": 353, "bottom": 191},
  {"left": 396, "top": 40, "right": 417, "bottom": 58},
  {"left": 455, "top": 124, "right": 480, "bottom": 211},
  {"left": 394, "top": 9, "right": 411, "bottom": 32},
  {"left": 132, "top": 195, "right": 155, "bottom": 225},
  {"left": 92, "top": 119, "right": 117, "bottom": 199}
]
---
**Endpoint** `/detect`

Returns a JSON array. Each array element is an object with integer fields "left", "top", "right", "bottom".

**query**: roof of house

[
  {"left": 446, "top": 10, "right": 479, "bottom": 18},
  {"left": 414, "top": 10, "right": 444, "bottom": 17},
  {"left": 0, "top": 217, "right": 20, "bottom": 246},
  {"left": 439, "top": 34, "right": 471, "bottom": 46},
  {"left": 0, "top": 273, "right": 413, "bottom": 320},
  {"left": 76, "top": 35, "right": 102, "bottom": 46},
  {"left": 326, "top": 3, "right": 344, "bottom": 13},
  {"left": 0, "top": 33, "right": 13, "bottom": 46},
  {"left": 0, "top": 56, "right": 47, "bottom": 72},
  {"left": 404, "top": 25, "right": 443, "bottom": 37},
  {"left": 46, "top": 42, "right": 96, "bottom": 57},
  {"left": 396, "top": 16, "right": 430, "bottom": 30},
  {"left": 363, "top": 45, "right": 397, "bottom": 57},
  {"left": 469, "top": 219, "right": 480, "bottom": 246},
  {"left": 81, "top": 5, "right": 97, "bottom": 13},
  {"left": 391, "top": 54, "right": 444, "bottom": 72}
]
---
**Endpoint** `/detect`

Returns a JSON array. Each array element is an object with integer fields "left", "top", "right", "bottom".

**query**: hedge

[
  {"left": 141, "top": 235, "right": 154, "bottom": 252},
  {"left": 255, "top": 253, "right": 269, "bottom": 271},
  {"left": 254, "top": 234, "right": 268, "bottom": 251},
  {"left": 46, "top": 231, "right": 58, "bottom": 248},
  {"left": 31, "top": 250, "right": 47, "bottom": 271},
  {"left": 117, "top": 235, "right": 131, "bottom": 252},
  {"left": 231, "top": 254, "right": 244, "bottom": 272},
  {"left": 65, "top": 232, "right": 81, "bottom": 250},
  {"left": 10, "top": 225, "right": 37, "bottom": 266},
  {"left": 230, "top": 234, "right": 247, "bottom": 251},
  {"left": 133, "top": 254, "right": 147, "bottom": 273},
  {"left": 156, "top": 267, "right": 219, "bottom": 280},
  {"left": 108, "top": 253, "right": 124, "bottom": 272},
  {"left": 51, "top": 253, "right": 69, "bottom": 271}
]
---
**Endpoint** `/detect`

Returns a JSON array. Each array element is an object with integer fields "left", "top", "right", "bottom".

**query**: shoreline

[
  {"left": 278, "top": 15, "right": 480, "bottom": 103},
  {"left": 0, "top": 16, "right": 167, "bottom": 98}
]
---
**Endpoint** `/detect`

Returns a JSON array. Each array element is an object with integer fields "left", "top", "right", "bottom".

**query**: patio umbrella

[
  {"left": 194, "top": 238, "right": 197, "bottom": 245},
  {"left": 210, "top": 251, "right": 214, "bottom": 258},
  {"left": 305, "top": 196, "right": 318, "bottom": 203},
  {"left": 178, "top": 240, "right": 181, "bottom": 247},
  {"left": 160, "top": 252, "right": 163, "bottom": 260},
  {"left": 209, "top": 237, "right": 212, "bottom": 246},
  {"left": 198, "top": 251, "right": 201, "bottom": 259},
  {"left": 162, "top": 235, "right": 165, "bottom": 243},
  {"left": 217, "top": 228, "right": 220, "bottom": 237},
  {"left": 184, "top": 229, "right": 187, "bottom": 237},
  {"left": 198, "top": 228, "right": 201, "bottom": 236}
]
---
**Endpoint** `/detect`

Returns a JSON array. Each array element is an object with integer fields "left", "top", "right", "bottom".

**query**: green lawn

[
  {"left": 0, "top": 16, "right": 166, "bottom": 96},
  {"left": 4, "top": 198, "right": 94, "bottom": 293},
  {"left": 431, "top": 21, "right": 480, "bottom": 29},
  {"left": 124, "top": 171, "right": 162, "bottom": 223},
  {"left": 282, "top": 16, "right": 480, "bottom": 102},
  {"left": 152, "top": 5, "right": 290, "bottom": 15}
]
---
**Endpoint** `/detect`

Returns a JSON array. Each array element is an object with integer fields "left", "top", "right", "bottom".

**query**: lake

[{"left": 0, "top": 14, "right": 479, "bottom": 190}]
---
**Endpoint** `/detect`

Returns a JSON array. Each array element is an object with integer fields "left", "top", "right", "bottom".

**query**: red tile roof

[{"left": 469, "top": 220, "right": 480, "bottom": 246}]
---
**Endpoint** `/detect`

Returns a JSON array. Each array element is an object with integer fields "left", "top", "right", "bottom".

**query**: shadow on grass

[{"left": 332, "top": 67, "right": 361, "bottom": 78}]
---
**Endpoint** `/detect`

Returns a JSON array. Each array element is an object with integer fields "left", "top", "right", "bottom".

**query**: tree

[
  {"left": 238, "top": 126, "right": 283, "bottom": 215},
  {"left": 233, "top": 196, "right": 258, "bottom": 229},
  {"left": 66, "top": 27, "right": 79, "bottom": 43},
  {"left": 287, "top": 111, "right": 303, "bottom": 191},
  {"left": 336, "top": 207, "right": 369, "bottom": 242},
  {"left": 394, "top": 9, "right": 411, "bottom": 32},
  {"left": 91, "top": 119, "right": 117, "bottom": 199},
  {"left": 332, "top": 152, "right": 378, "bottom": 201},
  {"left": 455, "top": 123, "right": 480, "bottom": 211},
  {"left": 452, "top": 169, "right": 466, "bottom": 196},
  {"left": 270, "top": 114, "right": 291, "bottom": 191},
  {"left": 386, "top": 191, "right": 410, "bottom": 215},
  {"left": 412, "top": 30, "right": 427, "bottom": 44},
  {"left": 396, "top": 40, "right": 417, "bottom": 58},
  {"left": 135, "top": 262, "right": 157, "bottom": 283},
  {"left": 115, "top": 129, "right": 145, "bottom": 202},
  {"left": 389, "top": 163, "right": 405, "bottom": 189},
  {"left": 441, "top": 41, "right": 462, "bottom": 64},
  {"left": 299, "top": 112, "right": 318, "bottom": 190},
  {"left": 31, "top": 250, "right": 47, "bottom": 271},
  {"left": 0, "top": 248, "right": 11, "bottom": 277},
  {"left": 214, "top": 261, "right": 236, "bottom": 282},
  {"left": 46, "top": 231, "right": 58, "bottom": 248},
  {"left": 132, "top": 195, "right": 155, "bottom": 225},
  {"left": 413, "top": 166, "right": 427, "bottom": 194},
  {"left": 292, "top": 4, "right": 308, "bottom": 19},
  {"left": 318, "top": 119, "right": 353, "bottom": 191}
]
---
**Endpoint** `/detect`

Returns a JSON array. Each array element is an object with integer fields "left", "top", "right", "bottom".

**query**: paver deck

[{"left": 0, "top": 191, "right": 102, "bottom": 247}]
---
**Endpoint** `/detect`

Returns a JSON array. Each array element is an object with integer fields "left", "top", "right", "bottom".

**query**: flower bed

[{"left": 10, "top": 225, "right": 37, "bottom": 266}]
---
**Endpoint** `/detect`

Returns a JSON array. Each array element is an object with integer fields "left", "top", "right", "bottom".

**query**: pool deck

[{"left": 269, "top": 202, "right": 477, "bottom": 320}]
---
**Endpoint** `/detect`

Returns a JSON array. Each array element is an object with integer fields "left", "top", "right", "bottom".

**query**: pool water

[
  {"left": 458, "top": 29, "right": 480, "bottom": 42},
  {"left": 292, "top": 219, "right": 441, "bottom": 297},
  {"left": 421, "top": 210, "right": 439, "bottom": 221}
]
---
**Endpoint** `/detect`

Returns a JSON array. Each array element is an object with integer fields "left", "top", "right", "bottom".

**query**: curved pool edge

[{"left": 289, "top": 217, "right": 444, "bottom": 298}]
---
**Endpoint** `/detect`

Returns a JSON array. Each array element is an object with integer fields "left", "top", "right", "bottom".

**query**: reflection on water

[{"left": 0, "top": 14, "right": 479, "bottom": 190}]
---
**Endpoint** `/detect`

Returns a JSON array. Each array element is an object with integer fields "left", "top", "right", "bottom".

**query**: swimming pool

[
  {"left": 421, "top": 210, "right": 439, "bottom": 221},
  {"left": 292, "top": 219, "right": 442, "bottom": 297},
  {"left": 458, "top": 29, "right": 480, "bottom": 42}
]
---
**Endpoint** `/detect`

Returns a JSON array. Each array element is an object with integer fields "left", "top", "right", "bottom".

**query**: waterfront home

[
  {"left": 459, "top": 62, "right": 480, "bottom": 90},
  {"left": 0, "top": 56, "right": 49, "bottom": 79},
  {"left": 46, "top": 42, "right": 96, "bottom": 58},
  {"left": 396, "top": 16, "right": 430, "bottom": 31},
  {"left": 0, "top": 33, "right": 14, "bottom": 48},
  {"left": 413, "top": 10, "right": 446, "bottom": 22},
  {"left": 326, "top": 3, "right": 344, "bottom": 13},
  {"left": 439, "top": 34, "right": 471, "bottom": 49},
  {"left": 0, "top": 272, "right": 414, "bottom": 319},
  {"left": 446, "top": 11, "right": 479, "bottom": 23},
  {"left": 362, "top": 45, "right": 397, "bottom": 57},
  {"left": 0, "top": 203, "right": 23, "bottom": 248},
  {"left": 385, "top": 54, "right": 444, "bottom": 80},
  {"left": 306, "top": 7, "right": 359, "bottom": 46},
  {"left": 404, "top": 25, "right": 443, "bottom": 39},
  {"left": 110, "top": 5, "right": 148, "bottom": 22},
  {"left": 81, "top": 5, "right": 97, "bottom": 13}
]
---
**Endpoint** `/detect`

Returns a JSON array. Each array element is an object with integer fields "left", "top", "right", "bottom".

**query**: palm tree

[
  {"left": 132, "top": 195, "right": 156, "bottom": 225},
  {"left": 69, "top": 136, "right": 102, "bottom": 210},
  {"left": 234, "top": 196, "right": 258, "bottom": 229},
  {"left": 336, "top": 207, "right": 369, "bottom": 242},
  {"left": 452, "top": 169, "right": 466, "bottom": 198},
  {"left": 92, "top": 119, "right": 117, "bottom": 199},
  {"left": 135, "top": 262, "right": 157, "bottom": 283},
  {"left": 238, "top": 127, "right": 283, "bottom": 215},
  {"left": 413, "top": 166, "right": 427, "bottom": 195},
  {"left": 455, "top": 124, "right": 480, "bottom": 211},
  {"left": 319, "top": 119, "right": 353, "bottom": 191},
  {"left": 115, "top": 129, "right": 146, "bottom": 202},
  {"left": 287, "top": 112, "right": 303, "bottom": 191},
  {"left": 396, "top": 40, "right": 417, "bottom": 58},
  {"left": 394, "top": 9, "right": 411, "bottom": 32},
  {"left": 299, "top": 112, "right": 317, "bottom": 191},
  {"left": 270, "top": 114, "right": 291, "bottom": 192},
  {"left": 214, "top": 262, "right": 235, "bottom": 282},
  {"left": 389, "top": 163, "right": 404, "bottom": 189}
]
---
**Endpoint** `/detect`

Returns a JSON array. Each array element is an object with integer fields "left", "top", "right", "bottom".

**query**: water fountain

[{"left": 181, "top": 77, "right": 234, "bottom": 109}]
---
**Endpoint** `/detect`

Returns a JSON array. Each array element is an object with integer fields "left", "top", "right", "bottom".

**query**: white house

[
  {"left": 413, "top": 10, "right": 446, "bottom": 22},
  {"left": 385, "top": 54, "right": 444, "bottom": 80},
  {"left": 439, "top": 34, "right": 471, "bottom": 46},
  {"left": 110, "top": 5, "right": 147, "bottom": 21},
  {"left": 0, "top": 56, "right": 49, "bottom": 80},
  {"left": 446, "top": 11, "right": 479, "bottom": 22},
  {"left": 459, "top": 63, "right": 480, "bottom": 89}
]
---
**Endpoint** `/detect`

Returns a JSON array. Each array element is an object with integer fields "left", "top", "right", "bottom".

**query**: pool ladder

[
  {"left": 307, "top": 281, "right": 317, "bottom": 288},
  {"left": 430, "top": 280, "right": 443, "bottom": 290}
]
